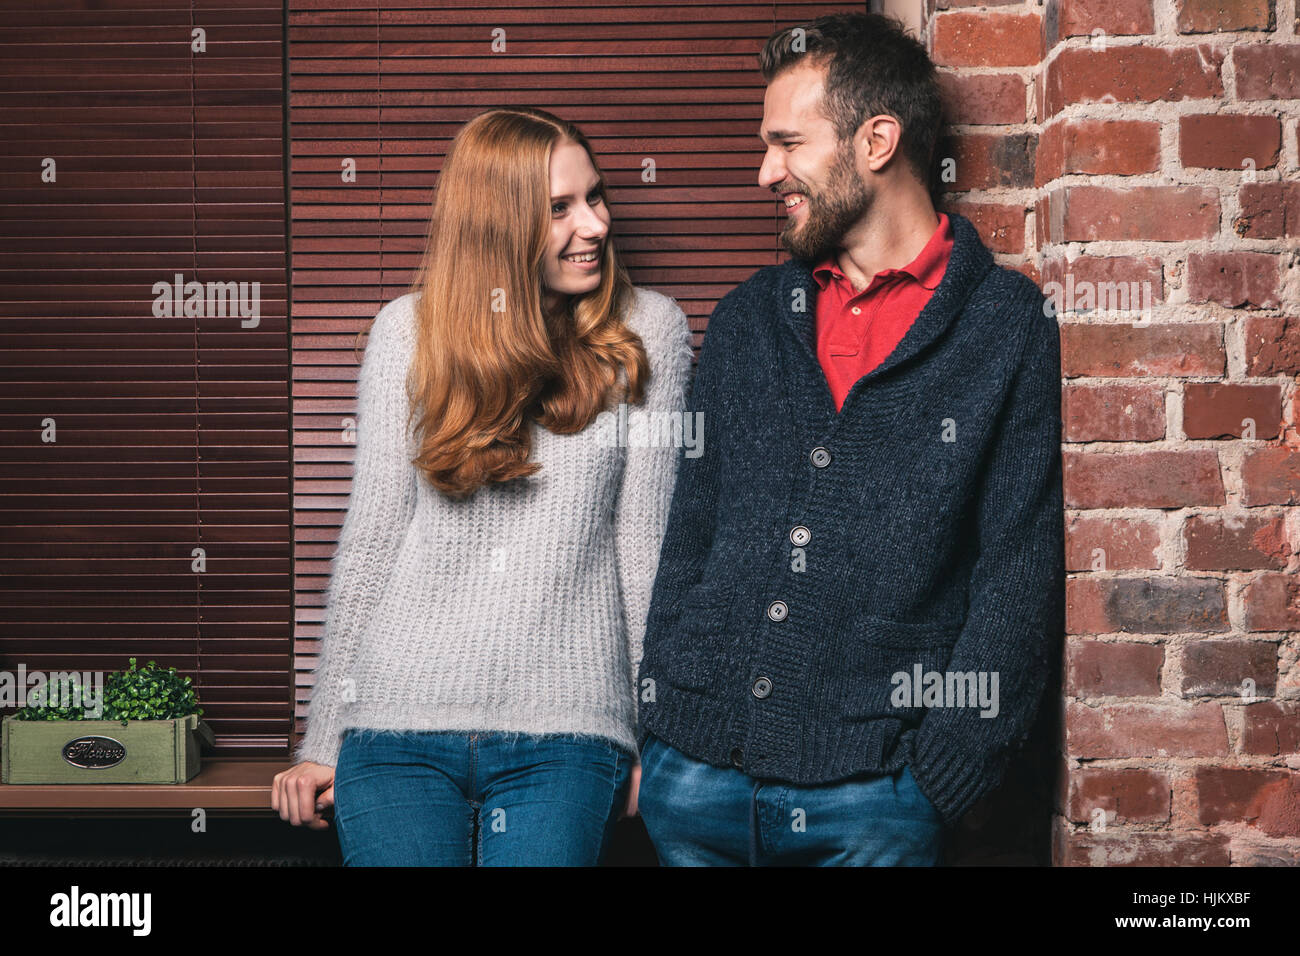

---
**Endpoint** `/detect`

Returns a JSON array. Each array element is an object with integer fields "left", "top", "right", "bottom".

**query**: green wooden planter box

[{"left": 1, "top": 714, "right": 215, "bottom": 784}]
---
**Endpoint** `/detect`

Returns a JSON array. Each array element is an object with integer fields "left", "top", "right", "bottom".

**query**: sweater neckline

[{"left": 777, "top": 210, "right": 995, "bottom": 426}]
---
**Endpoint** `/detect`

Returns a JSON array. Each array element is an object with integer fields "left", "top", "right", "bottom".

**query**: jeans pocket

[
  {"left": 639, "top": 732, "right": 676, "bottom": 781},
  {"left": 900, "top": 765, "right": 942, "bottom": 822}
]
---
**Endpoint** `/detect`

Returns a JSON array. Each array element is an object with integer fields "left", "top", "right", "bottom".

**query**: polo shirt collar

[
  {"left": 811, "top": 212, "right": 952, "bottom": 292},
  {"left": 779, "top": 210, "right": 994, "bottom": 425}
]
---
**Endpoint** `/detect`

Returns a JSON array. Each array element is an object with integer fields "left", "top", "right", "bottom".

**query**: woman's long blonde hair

[{"left": 356, "top": 108, "right": 649, "bottom": 499}]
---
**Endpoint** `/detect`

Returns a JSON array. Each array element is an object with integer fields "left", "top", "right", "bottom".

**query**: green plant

[{"left": 15, "top": 657, "right": 202, "bottom": 722}]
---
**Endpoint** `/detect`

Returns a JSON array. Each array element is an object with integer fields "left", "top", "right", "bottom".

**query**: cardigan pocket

[
  {"left": 656, "top": 586, "right": 733, "bottom": 694},
  {"left": 833, "top": 613, "right": 962, "bottom": 723},
  {"left": 855, "top": 612, "right": 965, "bottom": 648}
]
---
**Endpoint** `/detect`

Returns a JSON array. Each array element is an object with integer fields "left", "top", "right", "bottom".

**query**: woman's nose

[{"left": 576, "top": 204, "right": 607, "bottom": 238}]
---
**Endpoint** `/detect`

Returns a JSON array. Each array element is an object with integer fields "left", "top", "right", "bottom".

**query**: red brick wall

[{"left": 926, "top": 0, "right": 1300, "bottom": 865}]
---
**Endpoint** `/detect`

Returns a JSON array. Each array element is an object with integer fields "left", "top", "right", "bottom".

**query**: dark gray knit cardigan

[{"left": 636, "top": 210, "right": 1066, "bottom": 825}]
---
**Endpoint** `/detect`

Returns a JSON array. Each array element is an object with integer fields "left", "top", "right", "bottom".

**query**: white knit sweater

[{"left": 296, "top": 287, "right": 693, "bottom": 768}]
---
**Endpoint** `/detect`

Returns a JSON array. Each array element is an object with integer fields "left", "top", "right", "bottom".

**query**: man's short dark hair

[{"left": 759, "top": 13, "right": 942, "bottom": 189}]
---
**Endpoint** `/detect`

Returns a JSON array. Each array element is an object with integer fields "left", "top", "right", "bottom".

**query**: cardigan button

[
  {"left": 730, "top": 746, "right": 744, "bottom": 768},
  {"left": 751, "top": 676, "right": 773, "bottom": 699},
  {"left": 790, "top": 525, "right": 810, "bottom": 546},
  {"left": 810, "top": 446, "right": 831, "bottom": 468},
  {"left": 767, "top": 600, "right": 788, "bottom": 621}
]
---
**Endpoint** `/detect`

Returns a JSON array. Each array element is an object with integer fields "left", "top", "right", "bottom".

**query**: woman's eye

[{"left": 553, "top": 193, "right": 601, "bottom": 215}]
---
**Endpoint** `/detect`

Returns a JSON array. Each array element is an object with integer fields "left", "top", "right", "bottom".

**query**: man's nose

[{"left": 758, "top": 147, "right": 785, "bottom": 189}]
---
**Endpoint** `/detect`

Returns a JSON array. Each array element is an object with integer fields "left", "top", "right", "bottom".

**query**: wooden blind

[
  {"left": 288, "top": 1, "right": 868, "bottom": 748},
  {"left": 0, "top": 0, "right": 291, "bottom": 754}
]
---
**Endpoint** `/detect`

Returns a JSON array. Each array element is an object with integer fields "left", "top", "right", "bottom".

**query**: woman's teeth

[{"left": 563, "top": 251, "right": 598, "bottom": 261}]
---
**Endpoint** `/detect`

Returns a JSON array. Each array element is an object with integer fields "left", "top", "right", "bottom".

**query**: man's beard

[{"left": 779, "top": 144, "right": 871, "bottom": 263}]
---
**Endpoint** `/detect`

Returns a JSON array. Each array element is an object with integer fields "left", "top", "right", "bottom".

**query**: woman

[{"left": 271, "top": 107, "right": 693, "bottom": 865}]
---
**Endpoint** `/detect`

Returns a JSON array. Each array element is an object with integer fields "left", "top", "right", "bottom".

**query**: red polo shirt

[{"left": 812, "top": 212, "right": 954, "bottom": 412}]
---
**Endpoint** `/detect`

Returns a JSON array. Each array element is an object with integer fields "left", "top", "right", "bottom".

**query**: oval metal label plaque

[{"left": 62, "top": 735, "right": 127, "bottom": 769}]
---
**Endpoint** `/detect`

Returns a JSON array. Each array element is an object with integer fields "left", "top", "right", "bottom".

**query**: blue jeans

[
  {"left": 637, "top": 733, "right": 944, "bottom": 866},
  {"left": 333, "top": 728, "right": 634, "bottom": 866}
]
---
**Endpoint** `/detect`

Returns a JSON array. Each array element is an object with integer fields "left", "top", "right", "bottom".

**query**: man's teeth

[
  {"left": 564, "top": 251, "right": 598, "bottom": 261},
  {"left": 785, "top": 195, "right": 805, "bottom": 208}
]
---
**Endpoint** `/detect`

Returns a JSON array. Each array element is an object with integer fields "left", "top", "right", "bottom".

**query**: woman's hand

[
  {"left": 620, "top": 762, "right": 641, "bottom": 818},
  {"left": 272, "top": 761, "right": 335, "bottom": 830}
]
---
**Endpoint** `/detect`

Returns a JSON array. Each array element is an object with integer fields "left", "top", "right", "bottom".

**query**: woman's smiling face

[{"left": 541, "top": 141, "right": 611, "bottom": 311}]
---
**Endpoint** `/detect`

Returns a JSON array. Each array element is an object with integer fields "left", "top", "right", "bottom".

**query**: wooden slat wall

[
  {"left": 0, "top": 0, "right": 291, "bottom": 754},
  {"left": 288, "top": 1, "right": 869, "bottom": 748}
]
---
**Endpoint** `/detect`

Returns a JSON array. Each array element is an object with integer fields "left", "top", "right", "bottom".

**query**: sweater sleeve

[
  {"left": 615, "top": 295, "right": 694, "bottom": 721},
  {"left": 908, "top": 295, "right": 1066, "bottom": 824},
  {"left": 295, "top": 297, "right": 419, "bottom": 768}
]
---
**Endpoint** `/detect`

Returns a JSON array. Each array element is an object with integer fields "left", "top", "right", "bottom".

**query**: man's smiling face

[{"left": 757, "top": 60, "right": 872, "bottom": 263}]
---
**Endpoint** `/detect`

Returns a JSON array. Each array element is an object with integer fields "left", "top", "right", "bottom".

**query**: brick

[
  {"left": 1041, "top": 256, "right": 1165, "bottom": 318},
  {"left": 932, "top": 12, "right": 1044, "bottom": 68},
  {"left": 1238, "top": 700, "right": 1300, "bottom": 754},
  {"left": 1196, "top": 767, "right": 1293, "bottom": 833},
  {"left": 1067, "top": 639, "right": 1164, "bottom": 695},
  {"left": 1241, "top": 571, "right": 1300, "bottom": 630},
  {"left": 1067, "top": 575, "right": 1228, "bottom": 634},
  {"left": 1056, "top": 0, "right": 1156, "bottom": 38},
  {"left": 1067, "top": 768, "right": 1171, "bottom": 824},
  {"left": 1241, "top": 447, "right": 1300, "bottom": 505},
  {"left": 945, "top": 201, "right": 1025, "bottom": 253},
  {"left": 937, "top": 72, "right": 1027, "bottom": 126},
  {"left": 1043, "top": 185, "right": 1220, "bottom": 242},
  {"left": 937, "top": 132, "right": 1037, "bottom": 190},
  {"left": 1178, "top": 0, "right": 1276, "bottom": 33},
  {"left": 1065, "top": 450, "right": 1224, "bottom": 509},
  {"left": 1183, "top": 382, "right": 1282, "bottom": 439},
  {"left": 1244, "top": 316, "right": 1300, "bottom": 374},
  {"left": 1235, "top": 846, "right": 1300, "bottom": 865},
  {"left": 1062, "top": 383, "right": 1165, "bottom": 441},
  {"left": 1043, "top": 46, "right": 1224, "bottom": 116},
  {"left": 1280, "top": 635, "right": 1300, "bottom": 699},
  {"left": 1037, "top": 119, "right": 1161, "bottom": 184},
  {"left": 1235, "top": 182, "right": 1300, "bottom": 239},
  {"left": 1061, "top": 323, "right": 1224, "bottom": 378},
  {"left": 1009, "top": 259, "right": 1040, "bottom": 286},
  {"left": 1234, "top": 44, "right": 1300, "bottom": 99},
  {"left": 1180, "top": 114, "right": 1281, "bottom": 169},
  {"left": 1187, "top": 252, "right": 1281, "bottom": 309},
  {"left": 1254, "top": 774, "right": 1300, "bottom": 837},
  {"left": 1179, "top": 639, "right": 1279, "bottom": 695},
  {"left": 1065, "top": 514, "right": 1162, "bottom": 571},
  {"left": 1057, "top": 830, "right": 1231, "bottom": 866},
  {"left": 1049, "top": 279, "right": 1156, "bottom": 321},
  {"left": 1183, "top": 512, "right": 1290, "bottom": 570},
  {"left": 1067, "top": 701, "right": 1229, "bottom": 757}
]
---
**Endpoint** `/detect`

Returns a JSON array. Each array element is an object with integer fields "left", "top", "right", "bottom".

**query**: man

[{"left": 633, "top": 12, "right": 1065, "bottom": 866}]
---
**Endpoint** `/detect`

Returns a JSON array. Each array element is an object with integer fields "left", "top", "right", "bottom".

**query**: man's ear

[{"left": 854, "top": 114, "right": 903, "bottom": 174}]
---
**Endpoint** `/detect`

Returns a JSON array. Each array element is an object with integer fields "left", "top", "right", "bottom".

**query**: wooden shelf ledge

[{"left": 0, "top": 759, "right": 284, "bottom": 811}]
